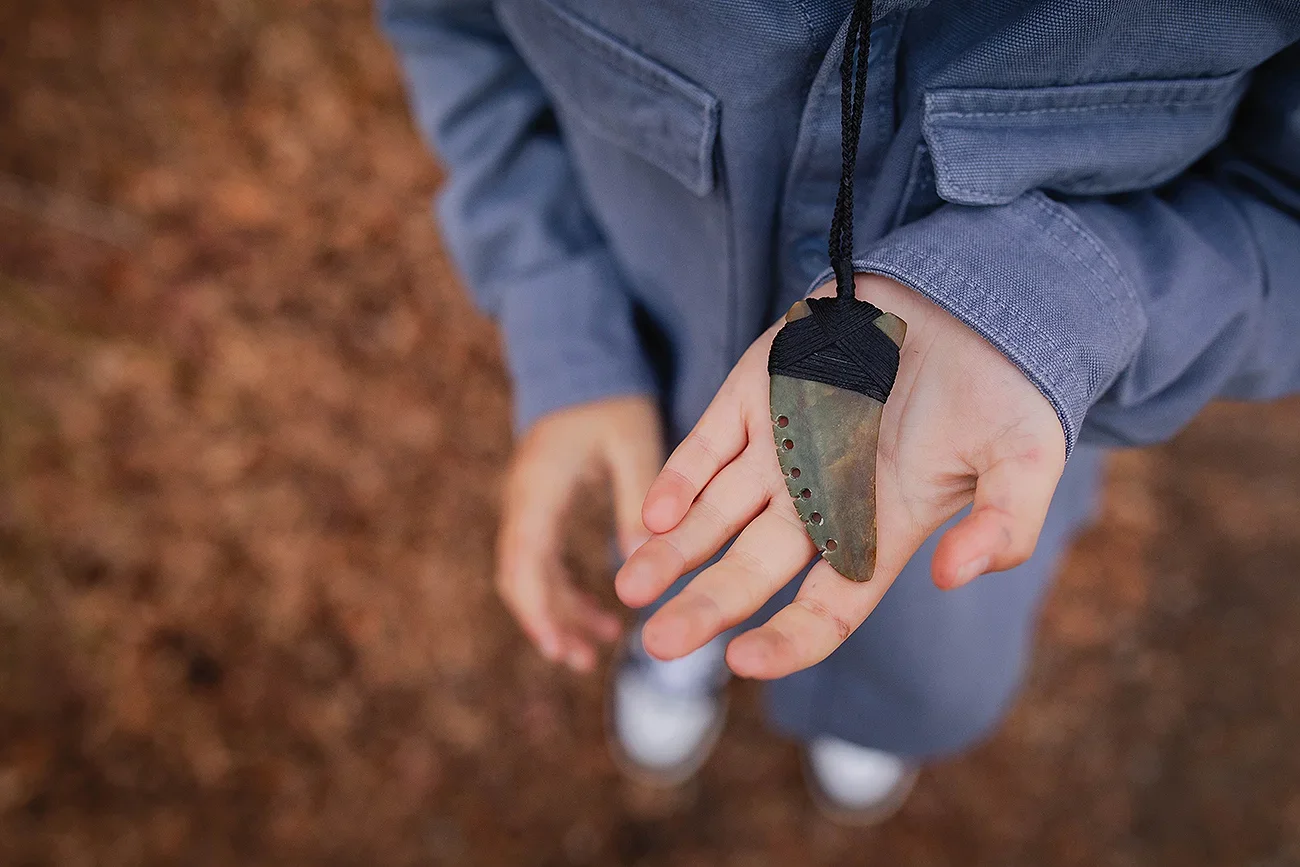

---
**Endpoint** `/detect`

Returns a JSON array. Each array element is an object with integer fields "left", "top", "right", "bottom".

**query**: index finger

[{"left": 642, "top": 395, "right": 747, "bottom": 535}]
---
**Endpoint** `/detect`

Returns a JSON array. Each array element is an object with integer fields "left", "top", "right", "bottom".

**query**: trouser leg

[{"left": 762, "top": 445, "right": 1106, "bottom": 760}]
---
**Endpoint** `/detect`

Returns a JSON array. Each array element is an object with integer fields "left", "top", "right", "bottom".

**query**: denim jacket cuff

[
  {"left": 807, "top": 192, "right": 1148, "bottom": 457},
  {"left": 498, "top": 249, "right": 658, "bottom": 432}
]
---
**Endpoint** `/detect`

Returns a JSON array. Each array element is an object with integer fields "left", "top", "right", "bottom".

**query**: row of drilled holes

[{"left": 775, "top": 415, "right": 838, "bottom": 553}]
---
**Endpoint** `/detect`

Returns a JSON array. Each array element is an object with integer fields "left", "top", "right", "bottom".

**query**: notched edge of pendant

[
  {"left": 768, "top": 310, "right": 907, "bottom": 584},
  {"left": 770, "top": 374, "right": 878, "bottom": 582}
]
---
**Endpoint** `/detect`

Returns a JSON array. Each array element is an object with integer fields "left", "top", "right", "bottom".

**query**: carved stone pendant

[{"left": 770, "top": 301, "right": 906, "bottom": 582}]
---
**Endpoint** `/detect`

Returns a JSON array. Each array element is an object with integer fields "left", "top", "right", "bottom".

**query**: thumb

[
  {"left": 931, "top": 451, "right": 1061, "bottom": 590},
  {"left": 606, "top": 436, "right": 662, "bottom": 559}
]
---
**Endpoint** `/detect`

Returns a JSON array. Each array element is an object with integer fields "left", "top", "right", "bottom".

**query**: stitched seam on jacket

[
  {"left": 928, "top": 100, "right": 1224, "bottom": 120},
  {"left": 533, "top": 1, "right": 709, "bottom": 103},
  {"left": 924, "top": 111, "right": 1222, "bottom": 203},
  {"left": 923, "top": 124, "right": 1007, "bottom": 205},
  {"left": 853, "top": 250, "right": 1073, "bottom": 380},
  {"left": 808, "top": 251, "right": 1074, "bottom": 394},
  {"left": 556, "top": 107, "right": 710, "bottom": 193},
  {"left": 937, "top": 160, "right": 1202, "bottom": 203},
  {"left": 529, "top": 0, "right": 718, "bottom": 191},
  {"left": 891, "top": 142, "right": 929, "bottom": 229},
  {"left": 923, "top": 74, "right": 1248, "bottom": 204},
  {"left": 1016, "top": 201, "right": 1129, "bottom": 349},
  {"left": 1024, "top": 192, "right": 1141, "bottom": 327},
  {"left": 853, "top": 251, "right": 1081, "bottom": 451}
]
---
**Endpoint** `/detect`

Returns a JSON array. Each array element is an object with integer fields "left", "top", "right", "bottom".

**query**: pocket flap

[
  {"left": 922, "top": 72, "right": 1251, "bottom": 205},
  {"left": 503, "top": 0, "right": 720, "bottom": 196}
]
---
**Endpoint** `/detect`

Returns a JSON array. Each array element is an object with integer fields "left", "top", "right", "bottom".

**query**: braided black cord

[
  {"left": 769, "top": 0, "right": 900, "bottom": 403},
  {"left": 829, "top": 0, "right": 874, "bottom": 300}
]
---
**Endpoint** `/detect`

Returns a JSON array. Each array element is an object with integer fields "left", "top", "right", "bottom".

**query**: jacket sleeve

[
  {"left": 380, "top": 0, "right": 657, "bottom": 431},
  {"left": 853, "top": 45, "right": 1300, "bottom": 456}
]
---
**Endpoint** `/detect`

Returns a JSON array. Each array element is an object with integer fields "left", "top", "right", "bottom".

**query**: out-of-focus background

[{"left": 1, "top": 1, "right": 1298, "bottom": 864}]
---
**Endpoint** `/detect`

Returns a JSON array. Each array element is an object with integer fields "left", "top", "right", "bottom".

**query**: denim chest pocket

[
  {"left": 919, "top": 71, "right": 1252, "bottom": 206},
  {"left": 499, "top": 0, "right": 720, "bottom": 196}
]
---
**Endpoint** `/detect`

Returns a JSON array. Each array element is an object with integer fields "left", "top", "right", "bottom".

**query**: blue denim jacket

[{"left": 382, "top": 0, "right": 1300, "bottom": 454}]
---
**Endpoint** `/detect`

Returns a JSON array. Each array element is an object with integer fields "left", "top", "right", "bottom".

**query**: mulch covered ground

[{"left": 1, "top": 2, "right": 1298, "bottom": 864}]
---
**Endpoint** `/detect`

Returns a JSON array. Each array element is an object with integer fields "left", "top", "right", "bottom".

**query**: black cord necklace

[{"left": 767, "top": 0, "right": 905, "bottom": 583}]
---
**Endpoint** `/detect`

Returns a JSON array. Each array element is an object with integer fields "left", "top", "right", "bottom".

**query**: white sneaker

[
  {"left": 803, "top": 736, "right": 919, "bottom": 825},
  {"left": 606, "top": 630, "right": 730, "bottom": 787}
]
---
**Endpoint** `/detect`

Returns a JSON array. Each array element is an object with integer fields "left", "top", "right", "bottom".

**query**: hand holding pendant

[{"left": 614, "top": 274, "right": 1067, "bottom": 680}]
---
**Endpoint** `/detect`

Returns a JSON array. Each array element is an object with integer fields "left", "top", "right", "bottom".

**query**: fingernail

[
  {"left": 539, "top": 636, "right": 561, "bottom": 661},
  {"left": 955, "top": 555, "right": 990, "bottom": 587}
]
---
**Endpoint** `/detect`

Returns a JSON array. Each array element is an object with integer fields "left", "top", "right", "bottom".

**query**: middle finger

[{"left": 641, "top": 503, "right": 815, "bottom": 660}]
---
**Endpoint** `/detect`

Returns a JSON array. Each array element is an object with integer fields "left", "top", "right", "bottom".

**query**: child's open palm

[{"left": 615, "top": 274, "right": 1067, "bottom": 679}]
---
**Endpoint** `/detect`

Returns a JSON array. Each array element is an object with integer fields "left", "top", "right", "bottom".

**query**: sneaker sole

[
  {"left": 800, "top": 752, "right": 919, "bottom": 827},
  {"left": 603, "top": 637, "right": 729, "bottom": 788}
]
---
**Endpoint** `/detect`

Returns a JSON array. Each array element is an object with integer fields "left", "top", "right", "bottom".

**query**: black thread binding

[
  {"left": 768, "top": 0, "right": 900, "bottom": 404},
  {"left": 768, "top": 295, "right": 898, "bottom": 402}
]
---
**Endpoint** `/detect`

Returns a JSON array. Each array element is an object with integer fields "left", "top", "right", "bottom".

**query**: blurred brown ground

[{"left": 0, "top": 1, "right": 1298, "bottom": 864}]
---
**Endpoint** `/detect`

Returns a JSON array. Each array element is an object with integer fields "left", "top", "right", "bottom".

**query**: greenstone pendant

[{"left": 769, "top": 300, "right": 906, "bottom": 582}]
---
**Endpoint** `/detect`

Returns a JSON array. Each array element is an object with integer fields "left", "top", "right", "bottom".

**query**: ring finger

[{"left": 725, "top": 558, "right": 893, "bottom": 679}]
